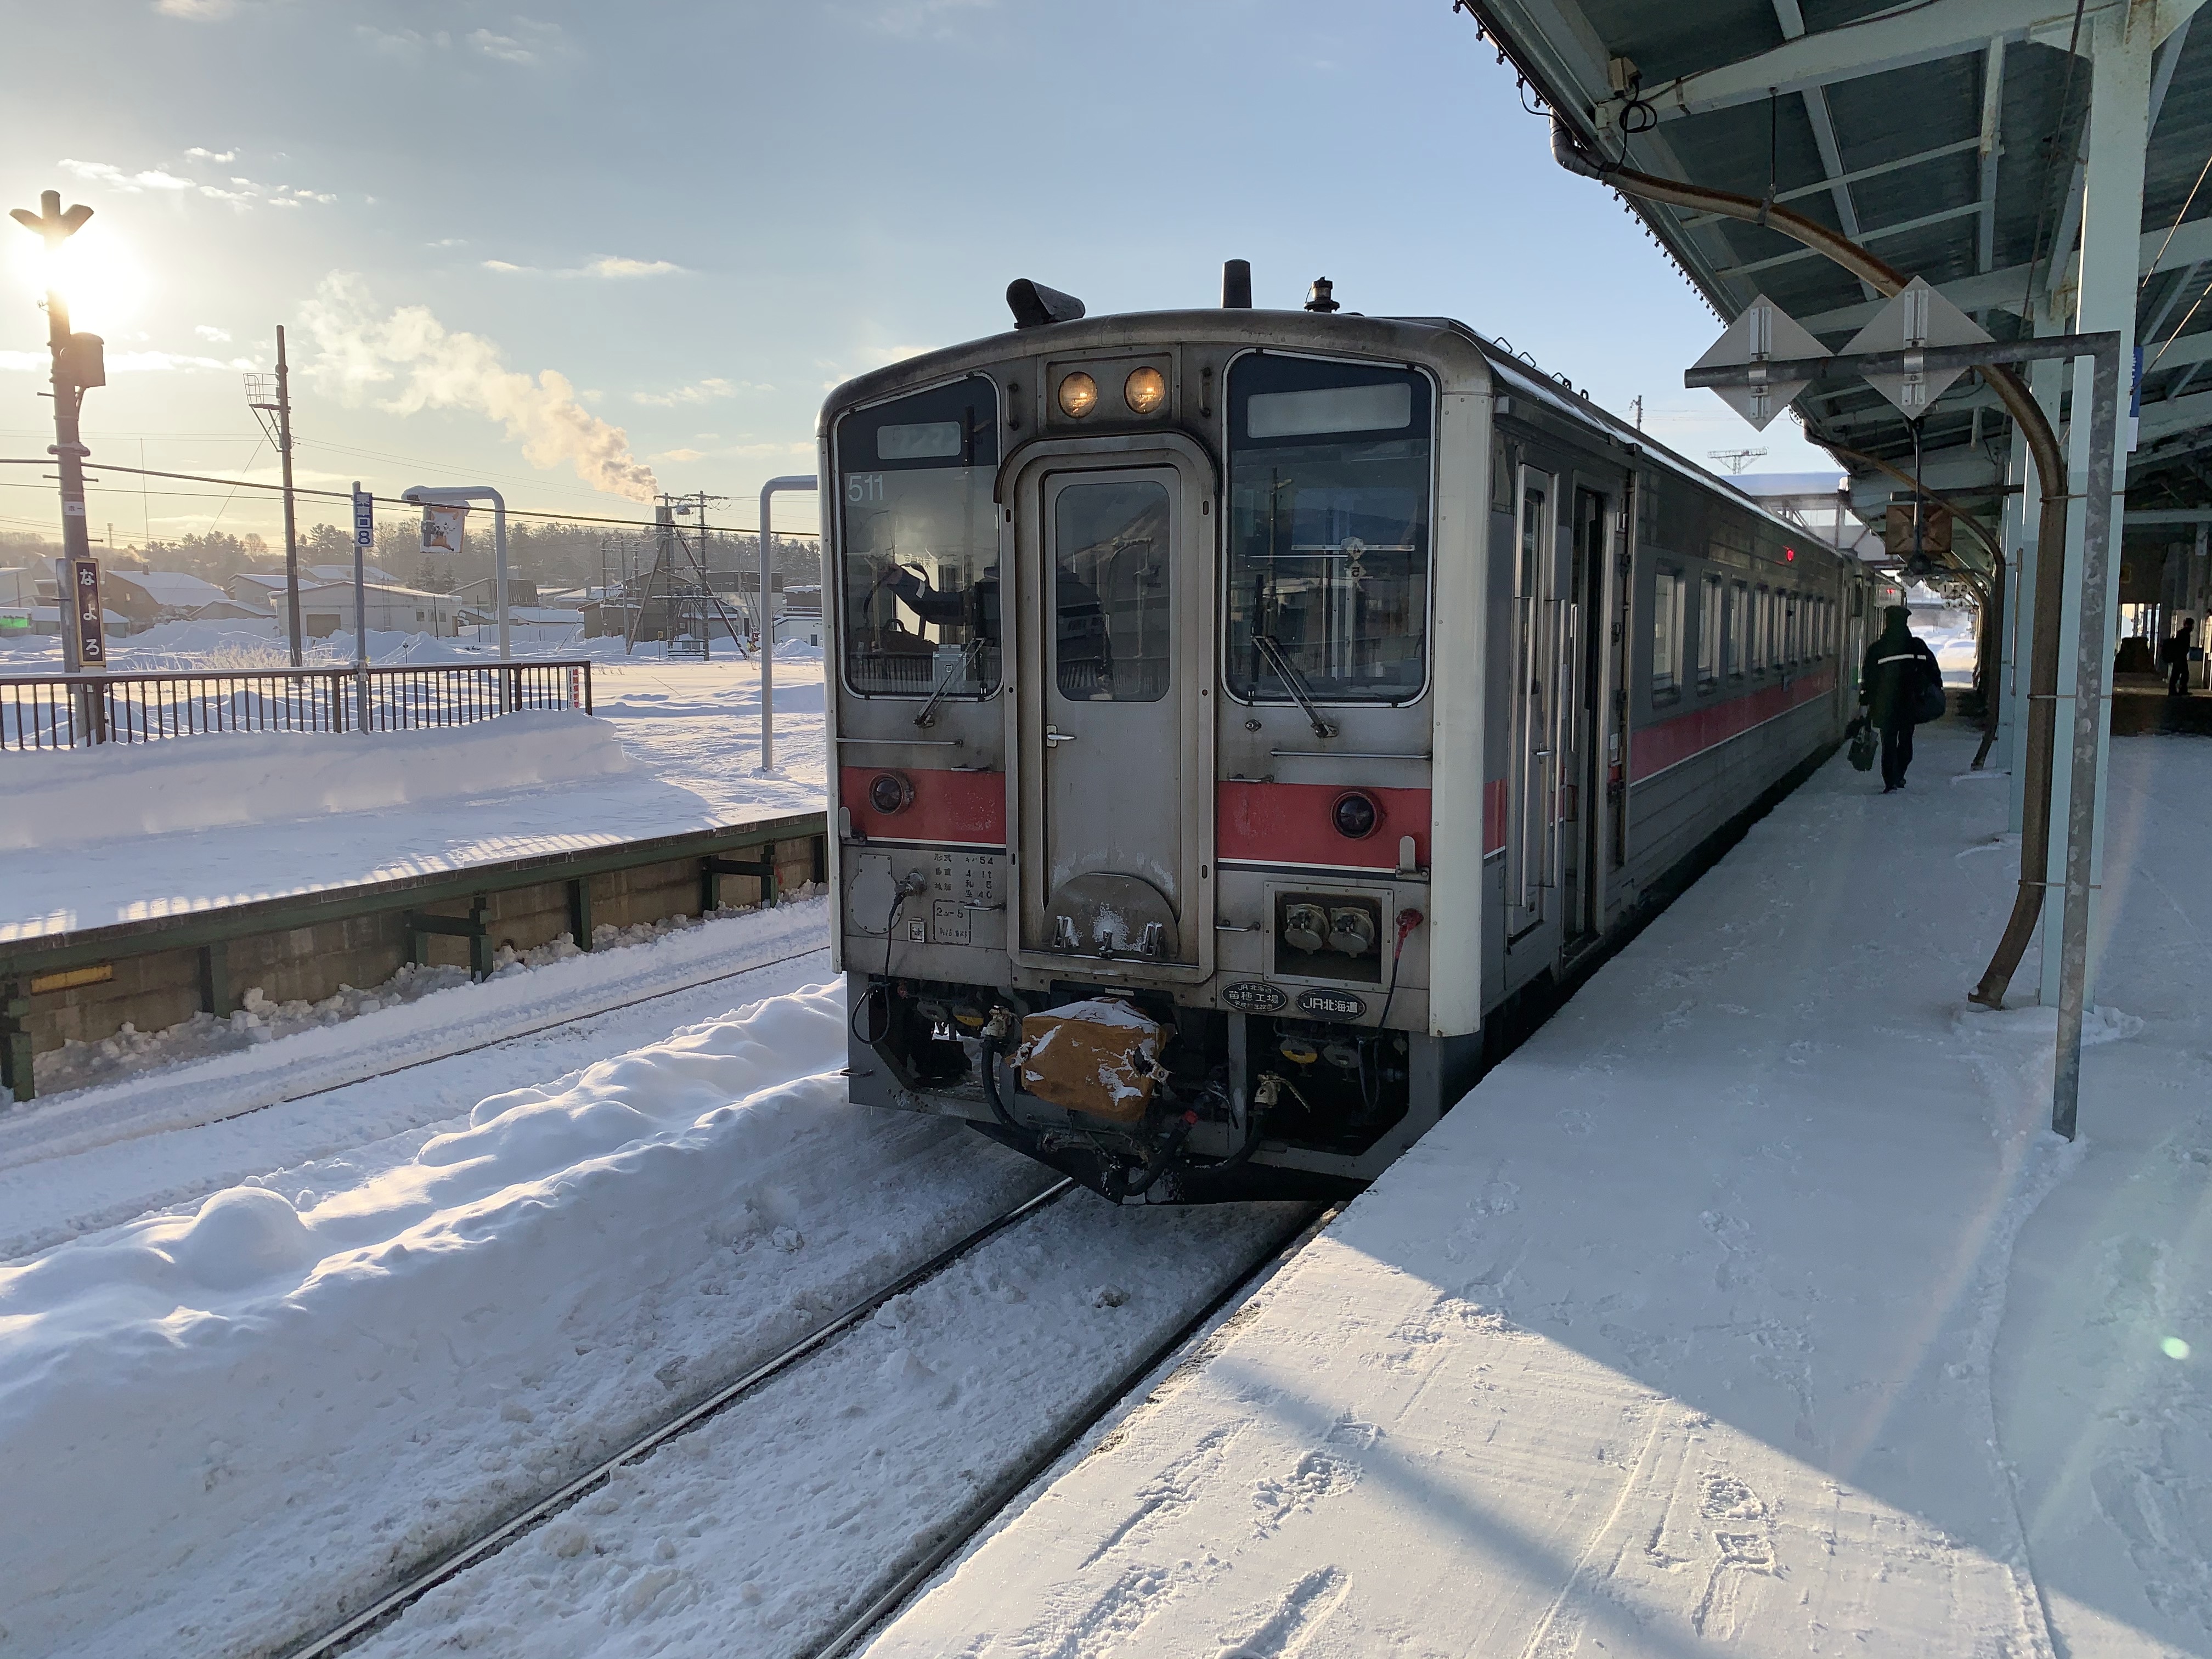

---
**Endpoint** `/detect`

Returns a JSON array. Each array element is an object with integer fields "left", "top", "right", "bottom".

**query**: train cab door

[
  {"left": 1506, "top": 466, "right": 1556, "bottom": 941},
  {"left": 1559, "top": 486, "right": 1609, "bottom": 948},
  {"left": 1008, "top": 439, "right": 1215, "bottom": 984}
]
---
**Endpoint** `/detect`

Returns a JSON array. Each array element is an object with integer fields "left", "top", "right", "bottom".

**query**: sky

[{"left": 0, "top": 0, "right": 1833, "bottom": 554}]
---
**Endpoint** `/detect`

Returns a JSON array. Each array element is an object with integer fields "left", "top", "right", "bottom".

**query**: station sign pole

[
  {"left": 352, "top": 484, "right": 373, "bottom": 733},
  {"left": 1688, "top": 325, "right": 2125, "bottom": 1141}
]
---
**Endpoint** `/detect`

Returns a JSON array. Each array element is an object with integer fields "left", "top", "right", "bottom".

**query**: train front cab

[{"left": 826, "top": 313, "right": 1498, "bottom": 1201}]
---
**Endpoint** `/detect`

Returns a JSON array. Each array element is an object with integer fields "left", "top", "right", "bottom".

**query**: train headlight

[
  {"left": 1331, "top": 790, "right": 1380, "bottom": 840},
  {"left": 867, "top": 772, "right": 915, "bottom": 815},
  {"left": 1124, "top": 366, "right": 1166, "bottom": 415},
  {"left": 1057, "top": 372, "right": 1099, "bottom": 418}
]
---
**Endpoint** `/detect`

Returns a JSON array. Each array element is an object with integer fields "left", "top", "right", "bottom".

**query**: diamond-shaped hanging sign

[
  {"left": 1843, "top": 275, "right": 1991, "bottom": 420},
  {"left": 1692, "top": 294, "right": 1831, "bottom": 431}
]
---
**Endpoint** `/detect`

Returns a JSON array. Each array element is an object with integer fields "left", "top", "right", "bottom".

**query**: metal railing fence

[{"left": 1, "top": 661, "right": 595, "bottom": 751}]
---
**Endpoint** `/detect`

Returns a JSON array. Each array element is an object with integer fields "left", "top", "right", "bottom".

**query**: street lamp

[
  {"left": 8, "top": 190, "right": 104, "bottom": 675},
  {"left": 400, "top": 484, "right": 510, "bottom": 661}
]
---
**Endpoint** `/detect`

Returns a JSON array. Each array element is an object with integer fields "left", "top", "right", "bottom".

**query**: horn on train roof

[{"left": 1006, "top": 279, "right": 1086, "bottom": 329}]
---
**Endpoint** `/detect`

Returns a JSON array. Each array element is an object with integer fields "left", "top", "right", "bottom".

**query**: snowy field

[
  {"left": 869, "top": 729, "right": 2212, "bottom": 1658},
  {"left": 0, "top": 648, "right": 825, "bottom": 943}
]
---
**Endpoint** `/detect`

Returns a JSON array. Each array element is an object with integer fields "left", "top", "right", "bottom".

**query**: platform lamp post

[
  {"left": 757, "top": 475, "right": 816, "bottom": 771},
  {"left": 400, "top": 484, "right": 510, "bottom": 667},
  {"left": 9, "top": 190, "right": 107, "bottom": 739}
]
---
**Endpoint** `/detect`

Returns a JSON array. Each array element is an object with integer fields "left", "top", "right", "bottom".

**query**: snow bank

[
  {"left": 0, "top": 709, "right": 625, "bottom": 850},
  {"left": 0, "top": 980, "right": 1034, "bottom": 1658}
]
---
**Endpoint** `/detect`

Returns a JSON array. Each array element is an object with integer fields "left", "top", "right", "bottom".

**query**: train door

[
  {"left": 1607, "top": 481, "right": 1635, "bottom": 876},
  {"left": 1506, "top": 466, "right": 1555, "bottom": 941},
  {"left": 1560, "top": 486, "right": 1608, "bottom": 946},
  {"left": 1009, "top": 443, "right": 1215, "bottom": 982}
]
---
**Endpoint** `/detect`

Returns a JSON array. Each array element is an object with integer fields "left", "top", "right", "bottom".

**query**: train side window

[
  {"left": 1652, "top": 568, "right": 1683, "bottom": 693},
  {"left": 1054, "top": 479, "right": 1171, "bottom": 702},
  {"left": 1728, "top": 580, "right": 1747, "bottom": 678},
  {"left": 1785, "top": 592, "right": 1799, "bottom": 664},
  {"left": 1697, "top": 573, "right": 1723, "bottom": 687}
]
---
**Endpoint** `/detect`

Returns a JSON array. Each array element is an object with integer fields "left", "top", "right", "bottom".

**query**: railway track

[{"left": 276, "top": 1186, "right": 1332, "bottom": 1659}]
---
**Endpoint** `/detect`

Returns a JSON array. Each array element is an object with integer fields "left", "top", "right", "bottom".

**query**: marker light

[
  {"left": 1332, "top": 791, "right": 1380, "bottom": 839},
  {"left": 1058, "top": 372, "right": 1098, "bottom": 418},
  {"left": 1124, "top": 366, "right": 1167, "bottom": 415},
  {"left": 867, "top": 772, "right": 915, "bottom": 815}
]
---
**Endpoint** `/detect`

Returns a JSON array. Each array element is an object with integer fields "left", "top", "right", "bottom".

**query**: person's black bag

[
  {"left": 1847, "top": 714, "right": 1877, "bottom": 771},
  {"left": 1912, "top": 654, "right": 1948, "bottom": 725}
]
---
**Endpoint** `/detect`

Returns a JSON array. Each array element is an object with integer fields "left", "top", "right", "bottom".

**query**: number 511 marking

[{"left": 846, "top": 474, "right": 885, "bottom": 503}]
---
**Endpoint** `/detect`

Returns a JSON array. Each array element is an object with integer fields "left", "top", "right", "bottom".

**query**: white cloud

[
  {"left": 185, "top": 147, "right": 237, "bottom": 162},
  {"left": 0, "top": 350, "right": 47, "bottom": 371},
  {"left": 584, "top": 256, "right": 684, "bottom": 279},
  {"left": 59, "top": 159, "right": 191, "bottom": 192},
  {"left": 658, "top": 448, "right": 706, "bottom": 462},
  {"left": 58, "top": 157, "right": 332, "bottom": 212},
  {"left": 156, "top": 0, "right": 237, "bottom": 18},
  {"left": 430, "top": 238, "right": 468, "bottom": 249},
  {"left": 633, "top": 377, "right": 765, "bottom": 407},
  {"left": 194, "top": 324, "right": 231, "bottom": 342},
  {"left": 469, "top": 28, "right": 536, "bottom": 64},
  {"left": 481, "top": 255, "right": 686, "bottom": 279},
  {"left": 300, "top": 272, "right": 660, "bottom": 503}
]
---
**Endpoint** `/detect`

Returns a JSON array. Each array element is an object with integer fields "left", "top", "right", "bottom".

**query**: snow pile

[
  {"left": 0, "top": 710, "right": 625, "bottom": 850},
  {"left": 29, "top": 881, "right": 823, "bottom": 1100},
  {"left": 0, "top": 980, "right": 1032, "bottom": 1659}
]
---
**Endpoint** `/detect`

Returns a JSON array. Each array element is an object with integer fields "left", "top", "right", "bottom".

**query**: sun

[{"left": 4, "top": 214, "right": 152, "bottom": 338}]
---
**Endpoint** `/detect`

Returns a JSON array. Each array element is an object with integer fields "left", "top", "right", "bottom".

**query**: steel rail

[
  {"left": 806, "top": 1200, "right": 1341, "bottom": 1659},
  {"left": 276, "top": 1178, "right": 1079, "bottom": 1659}
]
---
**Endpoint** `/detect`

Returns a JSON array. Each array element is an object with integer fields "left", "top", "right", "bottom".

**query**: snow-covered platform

[
  {"left": 0, "top": 656, "right": 825, "bottom": 945},
  {"left": 870, "top": 725, "right": 2212, "bottom": 1658}
]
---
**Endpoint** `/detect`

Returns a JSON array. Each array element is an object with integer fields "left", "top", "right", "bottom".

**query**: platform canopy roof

[{"left": 1466, "top": 0, "right": 2212, "bottom": 533}]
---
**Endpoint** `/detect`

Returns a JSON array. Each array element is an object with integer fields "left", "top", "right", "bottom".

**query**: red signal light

[{"left": 1785, "top": 546, "right": 1797, "bottom": 561}]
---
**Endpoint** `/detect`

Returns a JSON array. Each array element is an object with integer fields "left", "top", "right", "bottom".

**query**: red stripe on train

[
  {"left": 1216, "top": 781, "right": 1431, "bottom": 870},
  {"left": 1485, "top": 777, "right": 1507, "bottom": 855},
  {"left": 839, "top": 765, "right": 1007, "bottom": 845},
  {"left": 1630, "top": 668, "right": 1836, "bottom": 778}
]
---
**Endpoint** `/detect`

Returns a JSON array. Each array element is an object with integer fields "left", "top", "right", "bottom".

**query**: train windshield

[
  {"left": 834, "top": 375, "right": 1002, "bottom": 697},
  {"left": 1224, "top": 355, "right": 1432, "bottom": 705}
]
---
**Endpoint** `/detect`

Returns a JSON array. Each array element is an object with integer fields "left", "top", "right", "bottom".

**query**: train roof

[{"left": 820, "top": 305, "right": 1852, "bottom": 560}]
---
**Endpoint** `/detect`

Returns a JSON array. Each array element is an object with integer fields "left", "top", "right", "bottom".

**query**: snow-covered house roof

[
  {"left": 109, "top": 569, "right": 229, "bottom": 611},
  {"left": 303, "top": 562, "right": 397, "bottom": 585}
]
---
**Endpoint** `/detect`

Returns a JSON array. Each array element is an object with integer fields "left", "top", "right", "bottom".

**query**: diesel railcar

[{"left": 822, "top": 272, "right": 1872, "bottom": 1201}]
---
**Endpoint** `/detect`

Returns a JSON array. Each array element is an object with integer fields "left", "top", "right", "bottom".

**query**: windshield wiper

[
  {"left": 1252, "top": 633, "right": 1337, "bottom": 739},
  {"left": 915, "top": 637, "right": 985, "bottom": 729}
]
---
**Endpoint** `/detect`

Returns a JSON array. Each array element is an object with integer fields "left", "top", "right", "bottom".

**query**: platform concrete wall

[{"left": 15, "top": 838, "right": 820, "bottom": 1072}]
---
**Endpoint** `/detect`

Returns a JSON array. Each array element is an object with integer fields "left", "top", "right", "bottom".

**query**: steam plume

[{"left": 301, "top": 273, "right": 659, "bottom": 502}]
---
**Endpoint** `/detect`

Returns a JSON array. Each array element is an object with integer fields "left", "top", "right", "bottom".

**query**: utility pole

[
  {"left": 247, "top": 331, "right": 303, "bottom": 663},
  {"left": 8, "top": 190, "right": 103, "bottom": 673}
]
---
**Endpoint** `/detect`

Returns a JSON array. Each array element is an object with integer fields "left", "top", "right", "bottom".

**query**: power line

[{"left": 0, "top": 459, "right": 820, "bottom": 536}]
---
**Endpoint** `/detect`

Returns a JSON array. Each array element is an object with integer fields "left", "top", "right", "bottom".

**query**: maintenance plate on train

[
  {"left": 1296, "top": 989, "right": 1366, "bottom": 1020},
  {"left": 1221, "top": 981, "right": 1288, "bottom": 1013}
]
